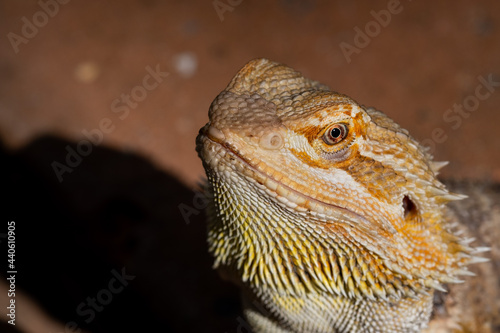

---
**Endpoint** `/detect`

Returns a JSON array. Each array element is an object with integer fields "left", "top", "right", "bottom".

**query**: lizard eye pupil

[
  {"left": 323, "top": 124, "right": 348, "bottom": 145},
  {"left": 331, "top": 128, "right": 341, "bottom": 138}
]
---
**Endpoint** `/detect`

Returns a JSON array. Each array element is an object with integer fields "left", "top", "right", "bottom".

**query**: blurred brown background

[{"left": 0, "top": 1, "right": 499, "bottom": 332}]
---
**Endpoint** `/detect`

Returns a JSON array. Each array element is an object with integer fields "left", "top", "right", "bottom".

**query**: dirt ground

[{"left": 0, "top": 1, "right": 499, "bottom": 333}]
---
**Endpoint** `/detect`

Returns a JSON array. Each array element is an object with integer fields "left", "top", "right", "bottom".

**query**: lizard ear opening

[{"left": 402, "top": 195, "right": 417, "bottom": 219}]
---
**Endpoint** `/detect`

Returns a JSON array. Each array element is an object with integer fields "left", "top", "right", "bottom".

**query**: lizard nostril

[
  {"left": 402, "top": 195, "right": 417, "bottom": 219},
  {"left": 259, "top": 132, "right": 284, "bottom": 150}
]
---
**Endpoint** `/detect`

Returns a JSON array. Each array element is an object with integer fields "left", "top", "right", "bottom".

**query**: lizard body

[{"left": 196, "top": 59, "right": 488, "bottom": 332}]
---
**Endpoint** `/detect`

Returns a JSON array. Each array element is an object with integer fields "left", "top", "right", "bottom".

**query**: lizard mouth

[{"left": 200, "top": 126, "right": 373, "bottom": 227}]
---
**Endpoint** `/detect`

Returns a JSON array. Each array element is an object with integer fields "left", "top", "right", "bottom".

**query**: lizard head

[{"left": 196, "top": 58, "right": 478, "bottom": 300}]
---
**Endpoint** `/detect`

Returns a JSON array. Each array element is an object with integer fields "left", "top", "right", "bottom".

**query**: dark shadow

[{"left": 0, "top": 135, "right": 241, "bottom": 333}]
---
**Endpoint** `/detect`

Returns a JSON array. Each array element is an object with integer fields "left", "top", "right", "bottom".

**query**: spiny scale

[{"left": 196, "top": 59, "right": 487, "bottom": 332}]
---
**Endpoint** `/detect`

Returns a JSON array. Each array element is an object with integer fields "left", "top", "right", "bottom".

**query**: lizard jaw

[{"left": 198, "top": 125, "right": 375, "bottom": 230}]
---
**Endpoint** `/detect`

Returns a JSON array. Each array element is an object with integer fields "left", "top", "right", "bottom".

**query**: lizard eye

[{"left": 323, "top": 124, "right": 348, "bottom": 145}]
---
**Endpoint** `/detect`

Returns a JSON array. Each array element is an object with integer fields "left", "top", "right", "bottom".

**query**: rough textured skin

[
  {"left": 196, "top": 59, "right": 490, "bottom": 332},
  {"left": 426, "top": 180, "right": 500, "bottom": 333}
]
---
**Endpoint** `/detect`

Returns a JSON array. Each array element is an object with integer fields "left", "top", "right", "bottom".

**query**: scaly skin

[{"left": 196, "top": 59, "right": 487, "bottom": 332}]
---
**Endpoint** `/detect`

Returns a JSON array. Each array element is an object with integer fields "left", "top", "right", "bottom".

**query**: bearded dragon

[{"left": 195, "top": 59, "right": 492, "bottom": 332}]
